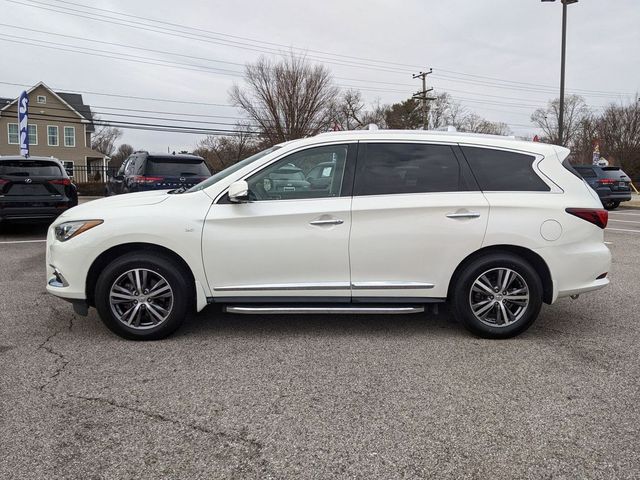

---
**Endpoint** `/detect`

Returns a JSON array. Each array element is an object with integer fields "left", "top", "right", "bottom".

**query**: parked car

[
  {"left": 573, "top": 164, "right": 632, "bottom": 210},
  {"left": 0, "top": 155, "right": 77, "bottom": 223},
  {"left": 46, "top": 130, "right": 611, "bottom": 340},
  {"left": 106, "top": 152, "right": 211, "bottom": 195}
]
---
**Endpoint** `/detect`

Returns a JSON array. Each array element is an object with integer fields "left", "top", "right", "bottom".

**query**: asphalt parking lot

[{"left": 1, "top": 203, "right": 639, "bottom": 479}]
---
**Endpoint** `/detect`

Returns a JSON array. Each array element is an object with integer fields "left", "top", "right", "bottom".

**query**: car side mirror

[
  {"left": 115, "top": 174, "right": 124, "bottom": 181},
  {"left": 228, "top": 180, "right": 250, "bottom": 203}
]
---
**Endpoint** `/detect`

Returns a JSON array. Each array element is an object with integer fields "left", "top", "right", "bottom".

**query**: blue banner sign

[{"left": 18, "top": 90, "right": 29, "bottom": 157}]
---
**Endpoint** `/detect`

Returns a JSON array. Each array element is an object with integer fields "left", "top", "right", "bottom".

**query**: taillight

[
  {"left": 596, "top": 178, "right": 615, "bottom": 185},
  {"left": 0, "top": 179, "right": 8, "bottom": 186},
  {"left": 50, "top": 178, "right": 71, "bottom": 186},
  {"left": 565, "top": 208, "right": 608, "bottom": 229},
  {"left": 133, "top": 175, "right": 163, "bottom": 184}
]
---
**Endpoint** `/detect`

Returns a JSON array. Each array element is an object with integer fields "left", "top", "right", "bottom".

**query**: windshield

[{"left": 187, "top": 146, "right": 279, "bottom": 192}]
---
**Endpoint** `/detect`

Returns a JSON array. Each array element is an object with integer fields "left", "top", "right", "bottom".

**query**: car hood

[{"left": 58, "top": 190, "right": 171, "bottom": 220}]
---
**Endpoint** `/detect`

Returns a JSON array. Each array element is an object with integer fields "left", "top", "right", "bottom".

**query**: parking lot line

[
  {"left": 0, "top": 239, "right": 47, "bottom": 244},
  {"left": 609, "top": 211, "right": 640, "bottom": 216},
  {"left": 606, "top": 227, "right": 640, "bottom": 234},
  {"left": 608, "top": 219, "right": 640, "bottom": 224}
]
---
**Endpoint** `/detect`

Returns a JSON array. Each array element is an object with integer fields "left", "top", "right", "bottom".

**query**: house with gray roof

[{"left": 0, "top": 81, "right": 109, "bottom": 181}]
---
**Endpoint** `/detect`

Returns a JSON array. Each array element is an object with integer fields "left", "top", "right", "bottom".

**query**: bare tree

[
  {"left": 230, "top": 54, "right": 339, "bottom": 144},
  {"left": 531, "top": 95, "right": 589, "bottom": 146},
  {"left": 195, "top": 123, "right": 261, "bottom": 172},
  {"left": 110, "top": 143, "right": 134, "bottom": 168},
  {"left": 598, "top": 98, "right": 640, "bottom": 177},
  {"left": 459, "top": 113, "right": 511, "bottom": 135},
  {"left": 91, "top": 120, "right": 122, "bottom": 157}
]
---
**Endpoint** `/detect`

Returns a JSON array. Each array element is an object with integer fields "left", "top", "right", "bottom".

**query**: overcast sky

[{"left": 1, "top": 0, "right": 638, "bottom": 153}]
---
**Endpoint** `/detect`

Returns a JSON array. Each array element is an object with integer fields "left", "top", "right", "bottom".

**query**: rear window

[
  {"left": 0, "top": 160, "right": 62, "bottom": 176},
  {"left": 145, "top": 157, "right": 211, "bottom": 176},
  {"left": 600, "top": 167, "right": 630, "bottom": 179},
  {"left": 461, "top": 147, "right": 550, "bottom": 192}
]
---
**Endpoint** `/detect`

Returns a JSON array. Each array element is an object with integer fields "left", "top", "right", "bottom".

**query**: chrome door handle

[
  {"left": 446, "top": 212, "right": 481, "bottom": 219},
  {"left": 310, "top": 219, "right": 344, "bottom": 226}
]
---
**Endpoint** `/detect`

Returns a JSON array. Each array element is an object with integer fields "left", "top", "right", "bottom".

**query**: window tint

[
  {"left": 247, "top": 145, "right": 348, "bottom": 201},
  {"left": 461, "top": 147, "right": 550, "bottom": 192},
  {"left": 0, "top": 160, "right": 62, "bottom": 176},
  {"left": 145, "top": 157, "right": 211, "bottom": 176},
  {"left": 354, "top": 143, "right": 462, "bottom": 196}
]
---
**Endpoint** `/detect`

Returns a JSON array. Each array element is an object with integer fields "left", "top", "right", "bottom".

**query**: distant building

[{"left": 0, "top": 82, "right": 109, "bottom": 180}]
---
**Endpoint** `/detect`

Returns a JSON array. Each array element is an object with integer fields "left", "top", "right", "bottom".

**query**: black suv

[
  {"left": 573, "top": 164, "right": 632, "bottom": 210},
  {"left": 0, "top": 156, "right": 78, "bottom": 223},
  {"left": 106, "top": 152, "right": 211, "bottom": 195}
]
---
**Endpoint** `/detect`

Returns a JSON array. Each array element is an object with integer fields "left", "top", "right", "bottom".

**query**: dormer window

[{"left": 36, "top": 95, "right": 46, "bottom": 104}]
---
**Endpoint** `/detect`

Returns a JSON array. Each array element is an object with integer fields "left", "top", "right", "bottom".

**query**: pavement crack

[
  {"left": 67, "top": 394, "right": 265, "bottom": 457},
  {"left": 36, "top": 316, "right": 74, "bottom": 391}
]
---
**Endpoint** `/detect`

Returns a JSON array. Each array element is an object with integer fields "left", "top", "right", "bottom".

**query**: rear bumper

[
  {"left": 0, "top": 198, "right": 73, "bottom": 221},
  {"left": 595, "top": 189, "right": 632, "bottom": 202},
  {"left": 535, "top": 240, "right": 611, "bottom": 303}
]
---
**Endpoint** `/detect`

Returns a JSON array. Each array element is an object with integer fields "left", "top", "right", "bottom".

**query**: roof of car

[
  {"left": 0, "top": 155, "right": 62, "bottom": 162},
  {"left": 308, "top": 129, "right": 566, "bottom": 156}
]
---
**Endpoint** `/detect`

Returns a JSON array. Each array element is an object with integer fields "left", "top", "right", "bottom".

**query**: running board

[{"left": 224, "top": 306, "right": 425, "bottom": 315}]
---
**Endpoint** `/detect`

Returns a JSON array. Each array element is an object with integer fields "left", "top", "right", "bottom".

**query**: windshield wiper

[{"left": 169, "top": 185, "right": 189, "bottom": 194}]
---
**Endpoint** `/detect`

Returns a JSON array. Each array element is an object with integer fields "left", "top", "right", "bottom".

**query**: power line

[{"left": 8, "top": 0, "right": 635, "bottom": 98}]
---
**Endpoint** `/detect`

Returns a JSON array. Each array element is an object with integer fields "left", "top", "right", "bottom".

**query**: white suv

[{"left": 46, "top": 130, "right": 611, "bottom": 340}]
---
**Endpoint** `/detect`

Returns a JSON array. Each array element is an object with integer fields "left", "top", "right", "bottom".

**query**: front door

[
  {"left": 349, "top": 142, "right": 489, "bottom": 301},
  {"left": 202, "top": 143, "right": 356, "bottom": 301}
]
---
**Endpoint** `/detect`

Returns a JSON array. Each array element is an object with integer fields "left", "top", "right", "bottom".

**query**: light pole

[{"left": 542, "top": 0, "right": 578, "bottom": 146}]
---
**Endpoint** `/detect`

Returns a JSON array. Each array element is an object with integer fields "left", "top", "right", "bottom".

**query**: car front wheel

[
  {"left": 95, "top": 252, "right": 190, "bottom": 340},
  {"left": 451, "top": 253, "right": 543, "bottom": 339}
]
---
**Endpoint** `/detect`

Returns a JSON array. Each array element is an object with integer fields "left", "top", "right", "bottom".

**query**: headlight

[{"left": 54, "top": 220, "right": 103, "bottom": 242}]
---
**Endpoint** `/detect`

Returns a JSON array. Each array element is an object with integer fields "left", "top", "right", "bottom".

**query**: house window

[
  {"left": 7, "top": 123, "right": 18, "bottom": 144},
  {"left": 28, "top": 124, "right": 37, "bottom": 145},
  {"left": 37, "top": 95, "right": 47, "bottom": 104},
  {"left": 47, "top": 126, "right": 59, "bottom": 146},
  {"left": 64, "top": 126, "right": 75, "bottom": 147}
]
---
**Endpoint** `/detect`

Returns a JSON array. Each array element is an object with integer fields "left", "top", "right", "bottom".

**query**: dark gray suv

[
  {"left": 573, "top": 165, "right": 632, "bottom": 210},
  {"left": 0, "top": 156, "right": 78, "bottom": 223}
]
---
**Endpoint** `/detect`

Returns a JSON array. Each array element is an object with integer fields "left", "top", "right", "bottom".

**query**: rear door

[{"left": 349, "top": 142, "right": 489, "bottom": 301}]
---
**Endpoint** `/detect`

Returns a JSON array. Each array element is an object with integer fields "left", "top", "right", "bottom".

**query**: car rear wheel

[
  {"left": 451, "top": 253, "right": 543, "bottom": 339},
  {"left": 603, "top": 200, "right": 619, "bottom": 211},
  {"left": 95, "top": 252, "right": 190, "bottom": 340}
]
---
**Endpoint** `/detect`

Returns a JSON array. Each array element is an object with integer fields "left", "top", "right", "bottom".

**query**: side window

[
  {"left": 125, "top": 157, "right": 137, "bottom": 176},
  {"left": 247, "top": 145, "right": 348, "bottom": 201},
  {"left": 461, "top": 147, "right": 550, "bottom": 192},
  {"left": 354, "top": 143, "right": 463, "bottom": 196},
  {"left": 575, "top": 166, "right": 596, "bottom": 178},
  {"left": 118, "top": 157, "right": 130, "bottom": 176}
]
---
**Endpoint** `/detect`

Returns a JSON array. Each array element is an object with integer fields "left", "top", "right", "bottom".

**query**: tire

[
  {"left": 94, "top": 252, "right": 191, "bottom": 340},
  {"left": 450, "top": 252, "right": 543, "bottom": 339},
  {"left": 604, "top": 201, "right": 619, "bottom": 211}
]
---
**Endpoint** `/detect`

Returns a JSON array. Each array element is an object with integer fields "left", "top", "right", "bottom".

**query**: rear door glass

[
  {"left": 0, "top": 160, "right": 62, "bottom": 176},
  {"left": 145, "top": 157, "right": 211, "bottom": 176},
  {"left": 461, "top": 147, "right": 550, "bottom": 192}
]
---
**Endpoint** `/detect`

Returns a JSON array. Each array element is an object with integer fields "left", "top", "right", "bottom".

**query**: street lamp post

[{"left": 542, "top": 0, "right": 578, "bottom": 146}]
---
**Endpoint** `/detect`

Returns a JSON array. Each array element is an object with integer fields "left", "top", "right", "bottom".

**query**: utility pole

[{"left": 412, "top": 69, "right": 435, "bottom": 130}]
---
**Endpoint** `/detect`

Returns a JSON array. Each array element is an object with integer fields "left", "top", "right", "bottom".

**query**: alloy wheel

[
  {"left": 109, "top": 268, "right": 174, "bottom": 329},
  {"left": 468, "top": 267, "right": 529, "bottom": 327}
]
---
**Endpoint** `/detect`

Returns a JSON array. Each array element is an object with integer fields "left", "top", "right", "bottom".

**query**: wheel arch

[
  {"left": 447, "top": 245, "right": 553, "bottom": 304},
  {"left": 85, "top": 242, "right": 196, "bottom": 307}
]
